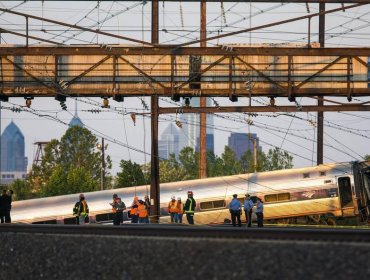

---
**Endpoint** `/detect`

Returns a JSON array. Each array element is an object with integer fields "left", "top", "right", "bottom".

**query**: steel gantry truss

[
  {"left": 1, "top": 0, "right": 370, "bottom": 222},
  {"left": 0, "top": 46, "right": 369, "bottom": 98}
]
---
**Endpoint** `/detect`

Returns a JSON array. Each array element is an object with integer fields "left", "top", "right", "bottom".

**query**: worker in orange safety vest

[
  {"left": 138, "top": 200, "right": 149, "bottom": 223},
  {"left": 130, "top": 196, "right": 139, "bottom": 223},
  {"left": 168, "top": 196, "right": 178, "bottom": 223},
  {"left": 175, "top": 197, "right": 184, "bottom": 223}
]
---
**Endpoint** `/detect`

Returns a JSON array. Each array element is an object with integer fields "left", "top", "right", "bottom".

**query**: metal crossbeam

[
  {"left": 1, "top": 47, "right": 370, "bottom": 56},
  {"left": 158, "top": 104, "right": 370, "bottom": 114}
]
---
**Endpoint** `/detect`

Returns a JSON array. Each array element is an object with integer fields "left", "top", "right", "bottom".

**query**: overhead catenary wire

[{"left": 1, "top": 1, "right": 368, "bottom": 177}]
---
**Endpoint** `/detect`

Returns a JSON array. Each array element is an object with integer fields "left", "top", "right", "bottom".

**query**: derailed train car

[{"left": 11, "top": 161, "right": 370, "bottom": 225}]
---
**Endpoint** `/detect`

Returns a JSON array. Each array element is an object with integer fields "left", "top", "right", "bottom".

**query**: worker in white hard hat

[
  {"left": 175, "top": 197, "right": 184, "bottom": 223},
  {"left": 168, "top": 195, "right": 178, "bottom": 223}
]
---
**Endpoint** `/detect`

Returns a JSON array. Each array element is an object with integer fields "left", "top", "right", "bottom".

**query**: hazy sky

[{"left": 0, "top": 1, "right": 369, "bottom": 175}]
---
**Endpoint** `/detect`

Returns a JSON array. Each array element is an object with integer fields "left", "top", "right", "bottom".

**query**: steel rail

[{"left": 1, "top": 224, "right": 370, "bottom": 242}]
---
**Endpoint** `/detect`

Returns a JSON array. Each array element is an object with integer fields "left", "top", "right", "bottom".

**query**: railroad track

[{"left": 1, "top": 224, "right": 370, "bottom": 242}]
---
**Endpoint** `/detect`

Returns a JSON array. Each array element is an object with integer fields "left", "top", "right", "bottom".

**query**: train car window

[
  {"left": 303, "top": 173, "right": 310, "bottom": 178},
  {"left": 96, "top": 213, "right": 113, "bottom": 222},
  {"left": 200, "top": 200, "right": 226, "bottom": 210},
  {"left": 265, "top": 193, "right": 290, "bottom": 203},
  {"left": 265, "top": 194, "right": 278, "bottom": 202},
  {"left": 64, "top": 217, "right": 77, "bottom": 224},
  {"left": 320, "top": 171, "right": 326, "bottom": 176},
  {"left": 200, "top": 201, "right": 213, "bottom": 210},
  {"left": 338, "top": 177, "right": 353, "bottom": 208},
  {"left": 213, "top": 200, "right": 226, "bottom": 208},
  {"left": 277, "top": 193, "right": 290, "bottom": 201}
]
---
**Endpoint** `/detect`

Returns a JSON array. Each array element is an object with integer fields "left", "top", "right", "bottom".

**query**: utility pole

[
  {"left": 101, "top": 137, "right": 106, "bottom": 191},
  {"left": 317, "top": 2, "right": 325, "bottom": 165},
  {"left": 0, "top": 100, "right": 2, "bottom": 186},
  {"left": 199, "top": 0, "right": 207, "bottom": 179},
  {"left": 253, "top": 138, "right": 258, "bottom": 173},
  {"left": 150, "top": 0, "right": 160, "bottom": 223}
]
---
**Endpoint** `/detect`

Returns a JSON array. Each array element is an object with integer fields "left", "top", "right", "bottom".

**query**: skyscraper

[
  {"left": 0, "top": 121, "right": 28, "bottom": 184},
  {"left": 228, "top": 132, "right": 261, "bottom": 159},
  {"left": 69, "top": 99, "right": 84, "bottom": 128},
  {"left": 159, "top": 123, "right": 181, "bottom": 160}
]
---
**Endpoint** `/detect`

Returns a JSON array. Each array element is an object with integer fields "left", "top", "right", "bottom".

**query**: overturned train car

[{"left": 11, "top": 161, "right": 370, "bottom": 225}]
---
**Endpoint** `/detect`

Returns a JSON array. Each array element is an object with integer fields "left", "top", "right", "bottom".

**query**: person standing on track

[
  {"left": 168, "top": 196, "right": 178, "bottom": 223},
  {"left": 244, "top": 194, "right": 254, "bottom": 227},
  {"left": 130, "top": 196, "right": 139, "bottom": 224},
  {"left": 73, "top": 194, "right": 89, "bottom": 225},
  {"left": 183, "top": 191, "right": 196, "bottom": 225},
  {"left": 0, "top": 189, "right": 13, "bottom": 223},
  {"left": 138, "top": 200, "right": 149, "bottom": 223},
  {"left": 144, "top": 194, "right": 151, "bottom": 217},
  {"left": 256, "top": 197, "right": 264, "bottom": 227},
  {"left": 111, "top": 194, "right": 126, "bottom": 225},
  {"left": 175, "top": 197, "right": 184, "bottom": 223},
  {"left": 229, "top": 194, "right": 242, "bottom": 227}
]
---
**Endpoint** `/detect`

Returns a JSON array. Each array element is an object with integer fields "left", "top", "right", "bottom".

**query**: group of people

[
  {"left": 73, "top": 191, "right": 197, "bottom": 226},
  {"left": 229, "top": 194, "right": 264, "bottom": 227},
  {"left": 0, "top": 189, "right": 13, "bottom": 224},
  {"left": 168, "top": 191, "right": 196, "bottom": 224},
  {"left": 127, "top": 195, "right": 150, "bottom": 224},
  {"left": 72, "top": 191, "right": 264, "bottom": 227}
]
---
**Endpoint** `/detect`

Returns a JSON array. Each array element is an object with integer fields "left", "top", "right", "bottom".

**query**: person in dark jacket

[
  {"left": 0, "top": 189, "right": 12, "bottom": 223},
  {"left": 256, "top": 197, "right": 264, "bottom": 227},
  {"left": 111, "top": 194, "right": 126, "bottom": 226},
  {"left": 0, "top": 190, "right": 5, "bottom": 223},
  {"left": 183, "top": 191, "right": 196, "bottom": 225},
  {"left": 73, "top": 194, "right": 89, "bottom": 225},
  {"left": 144, "top": 194, "right": 151, "bottom": 216}
]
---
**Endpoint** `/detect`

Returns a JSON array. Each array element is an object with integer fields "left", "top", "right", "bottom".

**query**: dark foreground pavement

[{"left": 0, "top": 229, "right": 370, "bottom": 279}]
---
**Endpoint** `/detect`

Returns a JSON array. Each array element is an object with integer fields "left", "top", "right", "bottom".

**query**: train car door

[{"left": 337, "top": 176, "right": 354, "bottom": 208}]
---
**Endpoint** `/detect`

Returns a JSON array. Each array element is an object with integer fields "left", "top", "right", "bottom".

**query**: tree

[
  {"left": 29, "top": 126, "right": 104, "bottom": 197},
  {"left": 265, "top": 147, "right": 293, "bottom": 171},
  {"left": 178, "top": 147, "right": 199, "bottom": 179},
  {"left": 160, "top": 154, "right": 188, "bottom": 183},
  {"left": 59, "top": 126, "right": 101, "bottom": 179},
  {"left": 115, "top": 160, "right": 146, "bottom": 188},
  {"left": 240, "top": 149, "right": 269, "bottom": 173},
  {"left": 206, "top": 151, "right": 224, "bottom": 177},
  {"left": 221, "top": 146, "right": 243, "bottom": 175},
  {"left": 9, "top": 179, "right": 31, "bottom": 200},
  {"left": 365, "top": 155, "right": 370, "bottom": 161}
]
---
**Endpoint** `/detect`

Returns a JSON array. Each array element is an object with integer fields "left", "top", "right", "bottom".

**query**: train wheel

[{"left": 326, "top": 217, "right": 337, "bottom": 226}]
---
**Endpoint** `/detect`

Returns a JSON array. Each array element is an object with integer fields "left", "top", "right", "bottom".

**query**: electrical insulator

[
  {"left": 175, "top": 120, "right": 183, "bottom": 129},
  {"left": 270, "top": 97, "right": 275, "bottom": 107},
  {"left": 102, "top": 98, "right": 109, "bottom": 108},
  {"left": 130, "top": 113, "right": 136, "bottom": 126},
  {"left": 25, "top": 98, "right": 32, "bottom": 108}
]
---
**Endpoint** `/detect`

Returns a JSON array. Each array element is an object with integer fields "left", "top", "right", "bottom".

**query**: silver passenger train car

[{"left": 11, "top": 161, "right": 370, "bottom": 225}]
